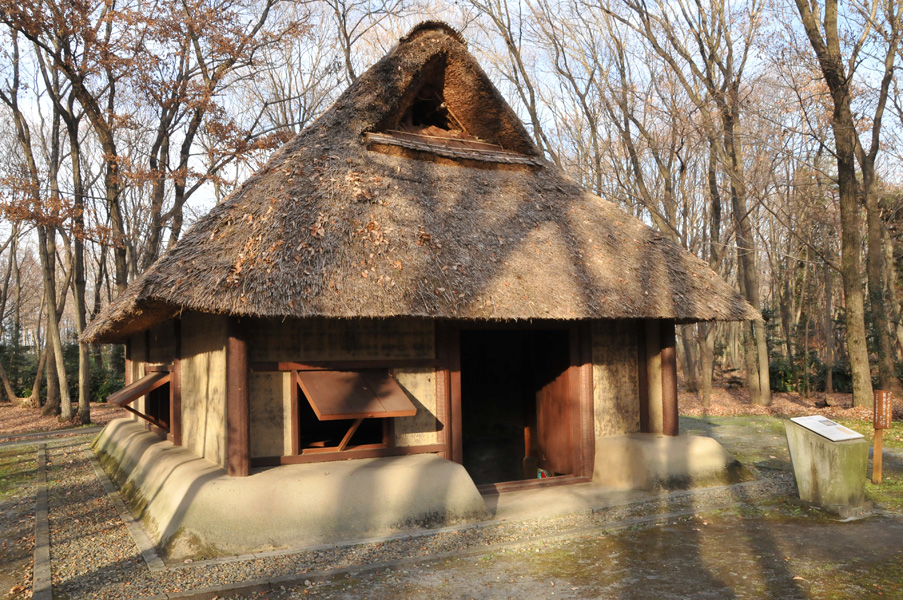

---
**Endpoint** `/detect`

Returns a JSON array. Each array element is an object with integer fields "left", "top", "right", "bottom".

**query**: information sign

[
  {"left": 874, "top": 391, "right": 893, "bottom": 430},
  {"left": 790, "top": 416, "right": 864, "bottom": 442}
]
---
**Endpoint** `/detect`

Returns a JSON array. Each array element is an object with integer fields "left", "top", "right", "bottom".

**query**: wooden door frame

[{"left": 437, "top": 320, "right": 594, "bottom": 481}]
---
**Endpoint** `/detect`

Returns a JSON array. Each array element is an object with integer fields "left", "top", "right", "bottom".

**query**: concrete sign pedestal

[{"left": 784, "top": 419, "right": 869, "bottom": 517}]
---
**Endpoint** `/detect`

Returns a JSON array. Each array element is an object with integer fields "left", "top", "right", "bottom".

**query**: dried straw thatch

[{"left": 85, "top": 22, "right": 759, "bottom": 344}]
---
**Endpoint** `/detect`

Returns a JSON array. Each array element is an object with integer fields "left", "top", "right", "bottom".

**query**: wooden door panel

[{"left": 537, "top": 369, "right": 573, "bottom": 474}]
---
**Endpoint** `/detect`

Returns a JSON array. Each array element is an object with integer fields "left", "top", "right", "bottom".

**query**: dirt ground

[
  {"left": 237, "top": 415, "right": 903, "bottom": 600},
  {"left": 3, "top": 391, "right": 903, "bottom": 599},
  {"left": 0, "top": 402, "right": 127, "bottom": 438},
  {"left": 261, "top": 513, "right": 903, "bottom": 600}
]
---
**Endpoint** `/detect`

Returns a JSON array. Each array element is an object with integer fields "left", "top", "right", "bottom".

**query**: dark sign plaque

[{"left": 874, "top": 391, "right": 893, "bottom": 430}]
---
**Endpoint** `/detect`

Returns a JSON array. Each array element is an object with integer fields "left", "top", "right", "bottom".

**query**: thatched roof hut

[
  {"left": 85, "top": 21, "right": 756, "bottom": 345},
  {"left": 88, "top": 23, "right": 756, "bottom": 559}
]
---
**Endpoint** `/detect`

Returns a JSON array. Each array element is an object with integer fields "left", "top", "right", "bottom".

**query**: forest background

[{"left": 0, "top": 0, "right": 901, "bottom": 423}]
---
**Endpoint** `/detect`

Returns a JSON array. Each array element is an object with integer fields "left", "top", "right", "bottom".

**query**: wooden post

[
  {"left": 637, "top": 321, "right": 650, "bottom": 433},
  {"left": 290, "top": 370, "right": 300, "bottom": 456},
  {"left": 448, "top": 327, "right": 462, "bottom": 464},
  {"left": 579, "top": 322, "right": 595, "bottom": 478},
  {"left": 170, "top": 319, "right": 182, "bottom": 446},
  {"left": 660, "top": 320, "right": 679, "bottom": 437},
  {"left": 124, "top": 341, "right": 132, "bottom": 386},
  {"left": 227, "top": 319, "right": 250, "bottom": 477},
  {"left": 873, "top": 390, "right": 892, "bottom": 484},
  {"left": 873, "top": 430, "right": 884, "bottom": 485}
]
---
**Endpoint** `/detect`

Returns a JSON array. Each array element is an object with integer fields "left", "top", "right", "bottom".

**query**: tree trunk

[
  {"left": 41, "top": 344, "right": 58, "bottom": 415},
  {"left": 679, "top": 327, "right": 700, "bottom": 393},
  {"left": 823, "top": 257, "right": 835, "bottom": 394},
  {"left": 793, "top": 0, "right": 874, "bottom": 408},
  {"left": 836, "top": 129, "right": 874, "bottom": 407},
  {"left": 883, "top": 224, "right": 903, "bottom": 360},
  {"left": 37, "top": 225, "right": 72, "bottom": 420},
  {"left": 0, "top": 359, "right": 18, "bottom": 403},
  {"left": 27, "top": 344, "right": 46, "bottom": 409},
  {"left": 722, "top": 104, "right": 770, "bottom": 405},
  {"left": 865, "top": 186, "right": 902, "bottom": 395},
  {"left": 67, "top": 109, "right": 92, "bottom": 424},
  {"left": 698, "top": 323, "right": 715, "bottom": 408}
]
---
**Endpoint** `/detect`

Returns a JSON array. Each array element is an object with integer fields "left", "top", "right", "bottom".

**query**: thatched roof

[{"left": 84, "top": 21, "right": 759, "bottom": 344}]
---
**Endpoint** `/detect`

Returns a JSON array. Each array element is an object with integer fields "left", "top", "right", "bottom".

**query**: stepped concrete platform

[
  {"left": 93, "top": 419, "right": 489, "bottom": 559},
  {"left": 93, "top": 421, "right": 748, "bottom": 560},
  {"left": 592, "top": 433, "right": 750, "bottom": 490}
]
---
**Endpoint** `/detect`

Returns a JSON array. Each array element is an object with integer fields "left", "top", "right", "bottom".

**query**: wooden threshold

[{"left": 477, "top": 475, "right": 590, "bottom": 496}]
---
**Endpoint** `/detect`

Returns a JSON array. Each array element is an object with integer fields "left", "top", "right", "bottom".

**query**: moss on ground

[{"left": 0, "top": 446, "right": 36, "bottom": 502}]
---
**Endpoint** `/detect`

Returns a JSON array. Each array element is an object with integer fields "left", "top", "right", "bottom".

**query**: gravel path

[{"left": 37, "top": 434, "right": 796, "bottom": 600}]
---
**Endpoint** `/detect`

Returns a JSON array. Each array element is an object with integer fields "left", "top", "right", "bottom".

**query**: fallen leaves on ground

[
  {"left": 0, "top": 402, "right": 127, "bottom": 437},
  {"left": 680, "top": 386, "right": 902, "bottom": 421}
]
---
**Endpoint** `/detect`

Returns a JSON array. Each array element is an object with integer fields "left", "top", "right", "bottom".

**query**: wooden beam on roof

[{"left": 227, "top": 319, "right": 251, "bottom": 477}]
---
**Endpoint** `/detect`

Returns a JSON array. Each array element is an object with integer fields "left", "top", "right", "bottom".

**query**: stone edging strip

[
  {"left": 0, "top": 426, "right": 102, "bottom": 445},
  {"left": 33, "top": 444, "right": 52, "bottom": 600},
  {"left": 84, "top": 449, "right": 166, "bottom": 573}
]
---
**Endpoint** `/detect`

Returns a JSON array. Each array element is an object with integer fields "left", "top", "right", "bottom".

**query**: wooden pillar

[
  {"left": 290, "top": 370, "right": 300, "bottom": 456},
  {"left": 170, "top": 319, "right": 183, "bottom": 446},
  {"left": 434, "top": 323, "right": 451, "bottom": 460},
  {"left": 660, "top": 320, "right": 679, "bottom": 437},
  {"left": 227, "top": 319, "right": 250, "bottom": 477},
  {"left": 644, "top": 321, "right": 663, "bottom": 433},
  {"left": 438, "top": 323, "right": 463, "bottom": 464},
  {"left": 124, "top": 341, "right": 132, "bottom": 386},
  {"left": 578, "top": 322, "right": 595, "bottom": 478},
  {"left": 636, "top": 321, "right": 650, "bottom": 433}
]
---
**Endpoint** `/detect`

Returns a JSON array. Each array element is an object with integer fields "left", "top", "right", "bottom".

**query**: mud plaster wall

[
  {"left": 148, "top": 321, "right": 176, "bottom": 364},
  {"left": 129, "top": 333, "right": 146, "bottom": 417},
  {"left": 250, "top": 372, "right": 292, "bottom": 458},
  {"left": 180, "top": 312, "right": 228, "bottom": 468},
  {"left": 592, "top": 321, "right": 640, "bottom": 436},
  {"left": 392, "top": 369, "right": 439, "bottom": 447},
  {"left": 246, "top": 318, "right": 440, "bottom": 455}
]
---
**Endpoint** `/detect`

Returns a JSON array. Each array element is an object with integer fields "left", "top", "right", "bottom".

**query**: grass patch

[
  {"left": 866, "top": 476, "right": 903, "bottom": 513},
  {"left": 809, "top": 551, "right": 903, "bottom": 599},
  {"left": 0, "top": 446, "right": 37, "bottom": 501},
  {"left": 830, "top": 417, "right": 903, "bottom": 450}
]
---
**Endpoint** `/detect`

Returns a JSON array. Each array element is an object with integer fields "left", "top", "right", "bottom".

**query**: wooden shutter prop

[{"left": 295, "top": 369, "right": 416, "bottom": 451}]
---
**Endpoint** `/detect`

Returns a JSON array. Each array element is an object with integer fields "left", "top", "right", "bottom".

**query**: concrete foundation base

[
  {"left": 784, "top": 420, "right": 868, "bottom": 517},
  {"left": 592, "top": 433, "right": 749, "bottom": 490},
  {"left": 92, "top": 419, "right": 489, "bottom": 559}
]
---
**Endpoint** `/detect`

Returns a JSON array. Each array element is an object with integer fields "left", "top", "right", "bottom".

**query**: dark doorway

[{"left": 460, "top": 329, "right": 573, "bottom": 485}]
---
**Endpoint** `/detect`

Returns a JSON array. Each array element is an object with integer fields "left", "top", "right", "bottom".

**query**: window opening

[
  {"left": 107, "top": 368, "right": 171, "bottom": 430},
  {"left": 294, "top": 369, "right": 416, "bottom": 452}
]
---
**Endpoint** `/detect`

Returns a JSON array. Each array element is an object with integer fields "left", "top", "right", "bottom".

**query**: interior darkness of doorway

[{"left": 460, "top": 329, "right": 570, "bottom": 486}]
